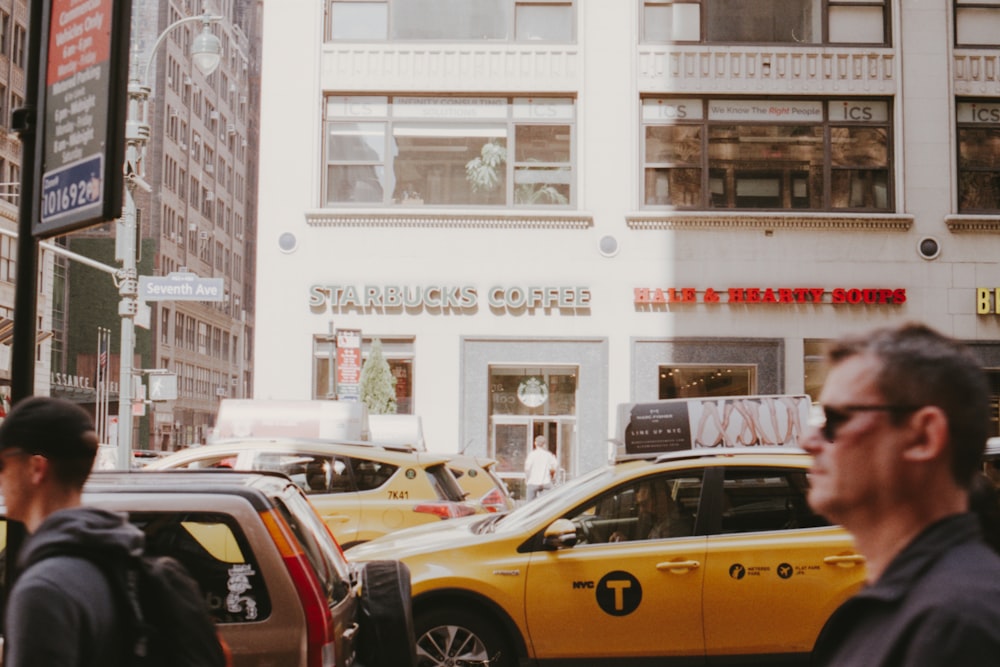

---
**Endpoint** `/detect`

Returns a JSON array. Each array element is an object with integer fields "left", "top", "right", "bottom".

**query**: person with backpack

[{"left": 0, "top": 396, "right": 227, "bottom": 667}]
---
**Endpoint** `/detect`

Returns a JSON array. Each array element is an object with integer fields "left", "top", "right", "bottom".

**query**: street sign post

[{"left": 36, "top": 0, "right": 132, "bottom": 237}]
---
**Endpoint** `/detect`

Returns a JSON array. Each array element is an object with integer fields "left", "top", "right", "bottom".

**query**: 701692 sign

[{"left": 41, "top": 154, "right": 103, "bottom": 223}]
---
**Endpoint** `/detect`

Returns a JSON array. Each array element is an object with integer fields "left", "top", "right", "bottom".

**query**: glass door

[
  {"left": 491, "top": 416, "right": 575, "bottom": 501},
  {"left": 488, "top": 364, "right": 578, "bottom": 499}
]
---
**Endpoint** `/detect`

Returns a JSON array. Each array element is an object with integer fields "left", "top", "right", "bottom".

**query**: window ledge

[
  {"left": 945, "top": 215, "right": 1000, "bottom": 233},
  {"left": 305, "top": 208, "right": 594, "bottom": 230},
  {"left": 626, "top": 212, "right": 914, "bottom": 231}
]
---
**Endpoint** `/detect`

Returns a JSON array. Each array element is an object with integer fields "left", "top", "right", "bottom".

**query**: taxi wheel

[
  {"left": 414, "top": 607, "right": 513, "bottom": 667},
  {"left": 358, "top": 560, "right": 417, "bottom": 667}
]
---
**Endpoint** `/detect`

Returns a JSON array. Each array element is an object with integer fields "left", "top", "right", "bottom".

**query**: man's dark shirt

[{"left": 812, "top": 513, "right": 1000, "bottom": 666}]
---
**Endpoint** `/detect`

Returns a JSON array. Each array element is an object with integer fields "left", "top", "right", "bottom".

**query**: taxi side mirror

[{"left": 542, "top": 518, "right": 578, "bottom": 550}]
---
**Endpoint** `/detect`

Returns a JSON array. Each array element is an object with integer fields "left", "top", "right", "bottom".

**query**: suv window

[
  {"left": 273, "top": 487, "right": 352, "bottom": 604},
  {"left": 128, "top": 511, "right": 273, "bottom": 623},
  {"left": 717, "top": 467, "right": 829, "bottom": 534},
  {"left": 568, "top": 472, "right": 704, "bottom": 544},
  {"left": 349, "top": 457, "right": 398, "bottom": 491}
]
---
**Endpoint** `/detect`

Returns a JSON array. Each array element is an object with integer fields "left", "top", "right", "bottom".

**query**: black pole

[
  {"left": 2, "top": 0, "right": 45, "bottom": 646},
  {"left": 10, "top": 0, "right": 47, "bottom": 405}
]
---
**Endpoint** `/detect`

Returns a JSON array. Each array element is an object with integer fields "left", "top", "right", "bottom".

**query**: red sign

[
  {"left": 635, "top": 287, "right": 907, "bottom": 306},
  {"left": 336, "top": 329, "right": 362, "bottom": 398}
]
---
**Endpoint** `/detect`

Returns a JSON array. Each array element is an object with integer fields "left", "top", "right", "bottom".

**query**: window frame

[
  {"left": 326, "top": 0, "right": 576, "bottom": 43},
  {"left": 641, "top": 96, "right": 894, "bottom": 213},
  {"left": 323, "top": 95, "right": 576, "bottom": 209},
  {"left": 640, "top": 0, "right": 890, "bottom": 47},
  {"left": 955, "top": 0, "right": 1000, "bottom": 48},
  {"left": 956, "top": 99, "right": 1000, "bottom": 214}
]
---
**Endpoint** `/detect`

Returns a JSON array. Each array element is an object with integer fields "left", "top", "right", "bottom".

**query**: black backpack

[{"left": 27, "top": 544, "right": 228, "bottom": 667}]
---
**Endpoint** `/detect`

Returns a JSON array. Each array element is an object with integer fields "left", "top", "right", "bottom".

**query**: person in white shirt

[{"left": 524, "top": 435, "right": 557, "bottom": 501}]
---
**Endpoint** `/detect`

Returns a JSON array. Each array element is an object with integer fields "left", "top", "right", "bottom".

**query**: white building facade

[{"left": 257, "top": 1, "right": 1000, "bottom": 496}]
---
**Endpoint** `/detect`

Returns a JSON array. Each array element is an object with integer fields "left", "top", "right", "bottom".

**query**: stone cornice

[
  {"left": 626, "top": 212, "right": 913, "bottom": 231},
  {"left": 305, "top": 209, "right": 594, "bottom": 230},
  {"left": 945, "top": 215, "right": 1000, "bottom": 233}
]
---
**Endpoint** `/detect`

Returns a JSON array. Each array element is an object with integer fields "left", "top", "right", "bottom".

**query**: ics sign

[{"left": 138, "top": 273, "right": 225, "bottom": 301}]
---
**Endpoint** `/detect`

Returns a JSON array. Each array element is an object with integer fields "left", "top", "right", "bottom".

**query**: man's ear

[
  {"left": 901, "top": 406, "right": 949, "bottom": 463},
  {"left": 26, "top": 453, "right": 50, "bottom": 485}
]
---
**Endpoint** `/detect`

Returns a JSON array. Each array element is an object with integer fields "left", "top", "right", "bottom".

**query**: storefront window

[
  {"left": 803, "top": 339, "right": 829, "bottom": 403},
  {"left": 988, "top": 370, "right": 1000, "bottom": 436},
  {"left": 642, "top": 98, "right": 892, "bottom": 212},
  {"left": 327, "top": 0, "right": 575, "bottom": 42},
  {"left": 312, "top": 335, "right": 415, "bottom": 413},
  {"left": 957, "top": 101, "right": 1000, "bottom": 213},
  {"left": 488, "top": 366, "right": 577, "bottom": 499},
  {"left": 641, "top": 0, "right": 887, "bottom": 45},
  {"left": 324, "top": 96, "right": 574, "bottom": 208},
  {"left": 658, "top": 365, "right": 755, "bottom": 399}
]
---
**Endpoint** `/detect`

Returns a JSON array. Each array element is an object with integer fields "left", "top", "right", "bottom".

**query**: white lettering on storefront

[{"left": 308, "top": 284, "right": 592, "bottom": 314}]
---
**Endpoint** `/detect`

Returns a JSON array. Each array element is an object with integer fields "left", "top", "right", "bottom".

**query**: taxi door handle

[
  {"left": 656, "top": 560, "right": 701, "bottom": 573},
  {"left": 323, "top": 514, "right": 353, "bottom": 524},
  {"left": 823, "top": 554, "right": 866, "bottom": 567}
]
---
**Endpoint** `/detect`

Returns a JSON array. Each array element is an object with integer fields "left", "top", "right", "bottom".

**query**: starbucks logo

[{"left": 517, "top": 377, "right": 549, "bottom": 408}]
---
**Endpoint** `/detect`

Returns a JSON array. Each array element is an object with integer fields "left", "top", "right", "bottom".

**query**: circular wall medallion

[{"left": 278, "top": 232, "right": 297, "bottom": 253}]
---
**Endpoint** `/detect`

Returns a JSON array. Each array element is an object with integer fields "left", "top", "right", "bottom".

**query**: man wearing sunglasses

[
  {"left": 0, "top": 396, "right": 144, "bottom": 667},
  {"left": 805, "top": 323, "right": 1000, "bottom": 666}
]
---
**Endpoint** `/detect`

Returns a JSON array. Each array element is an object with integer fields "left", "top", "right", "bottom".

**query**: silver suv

[{"left": 1, "top": 469, "right": 415, "bottom": 667}]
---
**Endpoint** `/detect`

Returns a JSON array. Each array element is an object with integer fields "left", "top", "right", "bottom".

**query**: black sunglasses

[{"left": 820, "top": 404, "right": 922, "bottom": 442}]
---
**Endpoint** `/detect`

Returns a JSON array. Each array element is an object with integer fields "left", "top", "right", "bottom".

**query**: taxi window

[
  {"left": 255, "top": 452, "right": 354, "bottom": 495},
  {"left": 349, "top": 457, "right": 398, "bottom": 491},
  {"left": 171, "top": 453, "right": 240, "bottom": 469},
  {"left": 568, "top": 472, "right": 704, "bottom": 545},
  {"left": 425, "top": 463, "right": 468, "bottom": 502},
  {"left": 129, "top": 511, "right": 273, "bottom": 623},
  {"left": 717, "top": 467, "right": 829, "bottom": 534}
]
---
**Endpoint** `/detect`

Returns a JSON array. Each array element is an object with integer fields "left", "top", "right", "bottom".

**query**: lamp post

[{"left": 115, "top": 11, "right": 222, "bottom": 470}]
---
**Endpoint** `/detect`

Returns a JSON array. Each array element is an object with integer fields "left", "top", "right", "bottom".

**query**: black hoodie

[{"left": 5, "top": 506, "right": 144, "bottom": 667}]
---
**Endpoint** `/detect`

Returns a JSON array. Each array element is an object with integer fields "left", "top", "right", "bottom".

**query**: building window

[
  {"left": 324, "top": 96, "right": 574, "bottom": 207},
  {"left": 642, "top": 0, "right": 887, "bottom": 45},
  {"left": 658, "top": 365, "right": 756, "bottom": 399},
  {"left": 956, "top": 0, "right": 1000, "bottom": 47},
  {"left": 327, "top": 0, "right": 574, "bottom": 42},
  {"left": 175, "top": 313, "right": 185, "bottom": 347},
  {"left": 0, "top": 233, "right": 15, "bottom": 283},
  {"left": 642, "top": 97, "right": 892, "bottom": 212},
  {"left": 11, "top": 23, "right": 25, "bottom": 67},
  {"left": 958, "top": 100, "right": 1000, "bottom": 212},
  {"left": 312, "top": 334, "right": 415, "bottom": 413},
  {"left": 160, "top": 308, "right": 170, "bottom": 345}
]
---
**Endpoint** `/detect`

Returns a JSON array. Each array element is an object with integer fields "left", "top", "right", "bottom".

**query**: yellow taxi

[
  {"left": 147, "top": 438, "right": 480, "bottom": 547},
  {"left": 347, "top": 396, "right": 866, "bottom": 666},
  {"left": 446, "top": 454, "right": 514, "bottom": 513}
]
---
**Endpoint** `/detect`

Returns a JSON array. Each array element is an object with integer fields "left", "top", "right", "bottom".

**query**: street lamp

[{"left": 115, "top": 11, "right": 223, "bottom": 470}]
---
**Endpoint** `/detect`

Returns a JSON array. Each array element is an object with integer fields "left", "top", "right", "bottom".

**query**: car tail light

[
  {"left": 479, "top": 487, "right": 508, "bottom": 513},
  {"left": 260, "top": 510, "right": 337, "bottom": 667},
  {"left": 412, "top": 500, "right": 478, "bottom": 520}
]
